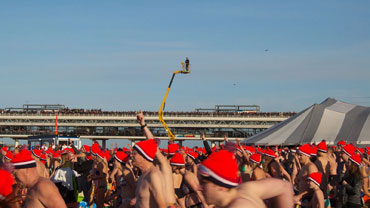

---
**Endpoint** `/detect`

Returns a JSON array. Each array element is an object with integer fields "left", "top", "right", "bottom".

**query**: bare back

[
  {"left": 297, "top": 162, "right": 318, "bottom": 196},
  {"left": 25, "top": 177, "right": 66, "bottom": 208},
  {"left": 252, "top": 167, "right": 267, "bottom": 181},
  {"left": 315, "top": 156, "right": 330, "bottom": 196},
  {"left": 135, "top": 167, "right": 166, "bottom": 208}
]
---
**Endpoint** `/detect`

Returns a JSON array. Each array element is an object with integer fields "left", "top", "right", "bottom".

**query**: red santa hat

[
  {"left": 114, "top": 151, "right": 128, "bottom": 163},
  {"left": 342, "top": 144, "right": 356, "bottom": 156},
  {"left": 290, "top": 147, "right": 297, "bottom": 153},
  {"left": 40, "top": 153, "right": 47, "bottom": 165},
  {"left": 0, "top": 169, "right": 15, "bottom": 200},
  {"left": 170, "top": 153, "right": 185, "bottom": 166},
  {"left": 81, "top": 145, "right": 90, "bottom": 153},
  {"left": 187, "top": 151, "right": 199, "bottom": 161},
  {"left": 167, "top": 143, "right": 179, "bottom": 155},
  {"left": 40, "top": 153, "right": 47, "bottom": 161},
  {"left": 245, "top": 146, "right": 256, "bottom": 154},
  {"left": 308, "top": 172, "right": 322, "bottom": 187},
  {"left": 357, "top": 148, "right": 364, "bottom": 155},
  {"left": 366, "top": 147, "right": 370, "bottom": 154},
  {"left": 133, "top": 139, "right": 157, "bottom": 162},
  {"left": 337, "top": 140, "right": 346, "bottom": 147},
  {"left": 263, "top": 149, "right": 276, "bottom": 158},
  {"left": 199, "top": 150, "right": 240, "bottom": 188},
  {"left": 11, "top": 149, "right": 36, "bottom": 169},
  {"left": 97, "top": 151, "right": 106, "bottom": 160},
  {"left": 4, "top": 151, "right": 13, "bottom": 160},
  {"left": 31, "top": 149, "right": 42, "bottom": 159},
  {"left": 105, "top": 151, "right": 111, "bottom": 161},
  {"left": 53, "top": 151, "right": 61, "bottom": 158},
  {"left": 349, "top": 154, "right": 362, "bottom": 166},
  {"left": 317, "top": 140, "right": 327, "bottom": 153},
  {"left": 298, "top": 144, "right": 312, "bottom": 157},
  {"left": 1, "top": 146, "right": 7, "bottom": 153},
  {"left": 250, "top": 153, "right": 261, "bottom": 164},
  {"left": 211, "top": 146, "right": 217, "bottom": 152},
  {"left": 91, "top": 143, "right": 100, "bottom": 155},
  {"left": 311, "top": 146, "right": 318, "bottom": 156}
]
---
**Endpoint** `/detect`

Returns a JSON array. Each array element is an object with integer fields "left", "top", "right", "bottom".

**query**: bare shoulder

[
  {"left": 35, "top": 177, "right": 59, "bottom": 193},
  {"left": 237, "top": 181, "right": 257, "bottom": 195},
  {"left": 149, "top": 167, "right": 163, "bottom": 179},
  {"left": 308, "top": 162, "right": 318, "bottom": 173},
  {"left": 228, "top": 196, "right": 263, "bottom": 208},
  {"left": 36, "top": 177, "right": 56, "bottom": 188}
]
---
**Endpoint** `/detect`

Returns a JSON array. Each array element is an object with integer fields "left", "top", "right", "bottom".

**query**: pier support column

[
  {"left": 178, "top": 140, "right": 183, "bottom": 148},
  {"left": 102, "top": 139, "right": 106, "bottom": 150},
  {"left": 14, "top": 138, "right": 19, "bottom": 147}
]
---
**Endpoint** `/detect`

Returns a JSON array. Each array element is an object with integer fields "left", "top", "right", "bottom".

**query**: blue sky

[{"left": 1, "top": 0, "right": 369, "bottom": 113}]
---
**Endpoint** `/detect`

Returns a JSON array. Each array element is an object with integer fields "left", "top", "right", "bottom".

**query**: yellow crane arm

[{"left": 158, "top": 70, "right": 182, "bottom": 141}]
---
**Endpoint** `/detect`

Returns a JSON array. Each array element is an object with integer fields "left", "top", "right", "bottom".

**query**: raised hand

[{"left": 136, "top": 110, "right": 145, "bottom": 126}]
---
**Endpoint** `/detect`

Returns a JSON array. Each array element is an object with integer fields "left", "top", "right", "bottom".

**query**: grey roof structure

[{"left": 242, "top": 98, "right": 370, "bottom": 146}]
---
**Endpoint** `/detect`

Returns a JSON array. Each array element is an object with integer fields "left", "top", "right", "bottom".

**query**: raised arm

[
  {"left": 155, "top": 148, "right": 177, "bottom": 205},
  {"left": 201, "top": 134, "right": 212, "bottom": 156},
  {"left": 240, "top": 178, "right": 294, "bottom": 208},
  {"left": 184, "top": 171, "right": 209, "bottom": 208},
  {"left": 137, "top": 110, "right": 154, "bottom": 139}
]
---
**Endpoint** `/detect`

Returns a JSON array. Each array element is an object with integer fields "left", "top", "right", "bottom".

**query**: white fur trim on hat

[
  {"left": 199, "top": 165, "right": 239, "bottom": 187},
  {"left": 134, "top": 144, "right": 154, "bottom": 162},
  {"left": 308, "top": 176, "right": 320, "bottom": 187}
]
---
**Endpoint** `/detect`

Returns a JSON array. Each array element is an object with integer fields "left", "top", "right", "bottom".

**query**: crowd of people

[
  {"left": 0, "top": 108, "right": 296, "bottom": 118},
  {"left": 0, "top": 111, "right": 368, "bottom": 207}
]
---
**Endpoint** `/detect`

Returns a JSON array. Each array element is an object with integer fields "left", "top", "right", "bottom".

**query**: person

[
  {"left": 294, "top": 144, "right": 318, "bottom": 204},
  {"left": 262, "top": 149, "right": 282, "bottom": 179},
  {"left": 198, "top": 150, "right": 294, "bottom": 207},
  {"left": 249, "top": 153, "right": 267, "bottom": 181},
  {"left": 11, "top": 149, "right": 67, "bottom": 208},
  {"left": 300, "top": 172, "right": 325, "bottom": 208},
  {"left": 73, "top": 146, "right": 94, "bottom": 205},
  {"left": 137, "top": 110, "right": 177, "bottom": 207},
  {"left": 90, "top": 150, "right": 108, "bottom": 208},
  {"left": 31, "top": 149, "right": 50, "bottom": 178},
  {"left": 131, "top": 139, "right": 167, "bottom": 208},
  {"left": 50, "top": 151, "right": 78, "bottom": 207},
  {"left": 314, "top": 141, "right": 331, "bottom": 207},
  {"left": 109, "top": 150, "right": 136, "bottom": 208},
  {"left": 170, "top": 152, "right": 208, "bottom": 208},
  {"left": 186, "top": 151, "right": 199, "bottom": 176},
  {"left": 336, "top": 143, "right": 356, "bottom": 207},
  {"left": 339, "top": 154, "right": 363, "bottom": 208}
]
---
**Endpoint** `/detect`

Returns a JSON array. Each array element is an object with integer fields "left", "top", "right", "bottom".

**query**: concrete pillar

[
  {"left": 14, "top": 138, "right": 19, "bottom": 147},
  {"left": 102, "top": 139, "right": 106, "bottom": 150}
]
